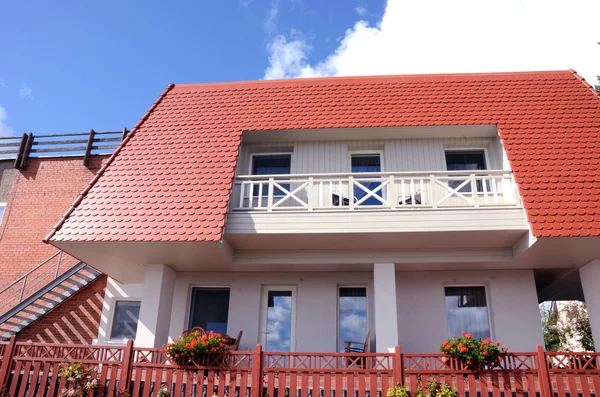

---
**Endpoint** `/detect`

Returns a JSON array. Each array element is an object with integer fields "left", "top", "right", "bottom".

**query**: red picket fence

[{"left": 0, "top": 337, "right": 599, "bottom": 397}]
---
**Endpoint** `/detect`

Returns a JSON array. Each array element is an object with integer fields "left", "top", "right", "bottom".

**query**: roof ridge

[
  {"left": 569, "top": 69, "right": 600, "bottom": 101},
  {"left": 43, "top": 83, "right": 176, "bottom": 243},
  {"left": 173, "top": 70, "right": 574, "bottom": 91}
]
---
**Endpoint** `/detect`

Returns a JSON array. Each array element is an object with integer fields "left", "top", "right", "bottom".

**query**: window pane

[
  {"left": 339, "top": 287, "right": 368, "bottom": 352},
  {"left": 265, "top": 290, "right": 293, "bottom": 352},
  {"left": 0, "top": 205, "right": 5, "bottom": 224},
  {"left": 351, "top": 154, "right": 382, "bottom": 206},
  {"left": 110, "top": 301, "right": 140, "bottom": 340},
  {"left": 445, "top": 286, "right": 490, "bottom": 339},
  {"left": 252, "top": 155, "right": 291, "bottom": 196},
  {"left": 189, "top": 288, "right": 230, "bottom": 335}
]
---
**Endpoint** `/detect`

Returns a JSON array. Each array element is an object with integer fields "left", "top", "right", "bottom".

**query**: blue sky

[
  {"left": 1, "top": 0, "right": 598, "bottom": 137},
  {"left": 0, "top": 1, "right": 384, "bottom": 136}
]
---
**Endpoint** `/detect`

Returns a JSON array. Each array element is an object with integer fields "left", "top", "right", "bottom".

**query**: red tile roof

[{"left": 45, "top": 70, "right": 600, "bottom": 242}]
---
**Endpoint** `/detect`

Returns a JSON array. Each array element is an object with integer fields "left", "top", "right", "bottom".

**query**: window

[
  {"left": 261, "top": 286, "right": 296, "bottom": 352},
  {"left": 444, "top": 286, "right": 491, "bottom": 339},
  {"left": 338, "top": 287, "right": 368, "bottom": 352},
  {"left": 445, "top": 150, "right": 487, "bottom": 192},
  {"left": 251, "top": 154, "right": 291, "bottom": 196},
  {"left": 189, "top": 288, "right": 230, "bottom": 334},
  {"left": 0, "top": 203, "right": 6, "bottom": 224},
  {"left": 350, "top": 153, "right": 383, "bottom": 205},
  {"left": 110, "top": 300, "right": 141, "bottom": 340}
]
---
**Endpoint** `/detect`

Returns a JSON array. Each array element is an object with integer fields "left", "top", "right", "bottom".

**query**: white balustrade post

[
  {"left": 470, "top": 173, "right": 479, "bottom": 208},
  {"left": 307, "top": 177, "right": 314, "bottom": 211},
  {"left": 348, "top": 176, "right": 355, "bottom": 210},
  {"left": 135, "top": 264, "right": 176, "bottom": 348},
  {"left": 373, "top": 263, "right": 399, "bottom": 352},
  {"left": 267, "top": 178, "right": 274, "bottom": 212},
  {"left": 429, "top": 174, "right": 437, "bottom": 209},
  {"left": 389, "top": 175, "right": 396, "bottom": 209}
]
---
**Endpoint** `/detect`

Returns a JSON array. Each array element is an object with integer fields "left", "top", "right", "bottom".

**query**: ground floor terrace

[
  {"left": 98, "top": 266, "right": 553, "bottom": 353},
  {"left": 1, "top": 337, "right": 599, "bottom": 397}
]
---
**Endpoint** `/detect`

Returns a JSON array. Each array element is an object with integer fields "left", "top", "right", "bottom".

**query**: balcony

[{"left": 231, "top": 170, "right": 520, "bottom": 212}]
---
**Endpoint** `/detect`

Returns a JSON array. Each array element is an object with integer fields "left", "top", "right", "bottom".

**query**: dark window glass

[
  {"left": 252, "top": 155, "right": 291, "bottom": 196},
  {"left": 110, "top": 301, "right": 140, "bottom": 340},
  {"left": 351, "top": 154, "right": 383, "bottom": 206},
  {"left": 444, "top": 286, "right": 490, "bottom": 339},
  {"left": 445, "top": 151, "right": 487, "bottom": 192},
  {"left": 189, "top": 288, "right": 230, "bottom": 335},
  {"left": 338, "top": 287, "right": 368, "bottom": 352}
]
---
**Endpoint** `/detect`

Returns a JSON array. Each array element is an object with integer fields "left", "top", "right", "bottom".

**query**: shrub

[
  {"left": 58, "top": 363, "right": 99, "bottom": 397},
  {"left": 440, "top": 331, "right": 507, "bottom": 370},
  {"left": 387, "top": 378, "right": 457, "bottom": 397}
]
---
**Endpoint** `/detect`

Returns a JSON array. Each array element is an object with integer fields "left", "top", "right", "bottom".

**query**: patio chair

[
  {"left": 332, "top": 192, "right": 357, "bottom": 207},
  {"left": 231, "top": 330, "right": 243, "bottom": 351},
  {"left": 182, "top": 326, "right": 206, "bottom": 337},
  {"left": 399, "top": 189, "right": 422, "bottom": 205},
  {"left": 345, "top": 330, "right": 371, "bottom": 368}
]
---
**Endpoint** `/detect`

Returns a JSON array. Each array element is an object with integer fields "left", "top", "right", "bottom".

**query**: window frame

[
  {"left": 108, "top": 298, "right": 141, "bottom": 342},
  {"left": 186, "top": 285, "right": 231, "bottom": 333},
  {"left": 260, "top": 285, "right": 297, "bottom": 352},
  {"left": 337, "top": 285, "right": 369, "bottom": 353},
  {"left": 248, "top": 152, "right": 293, "bottom": 198},
  {"left": 348, "top": 150, "right": 385, "bottom": 173},
  {"left": 443, "top": 284, "right": 494, "bottom": 340}
]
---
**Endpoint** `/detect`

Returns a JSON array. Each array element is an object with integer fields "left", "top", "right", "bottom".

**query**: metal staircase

[{"left": 0, "top": 251, "right": 102, "bottom": 340}]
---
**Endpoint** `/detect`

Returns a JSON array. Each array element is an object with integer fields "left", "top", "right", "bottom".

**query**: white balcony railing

[{"left": 231, "top": 170, "right": 520, "bottom": 212}]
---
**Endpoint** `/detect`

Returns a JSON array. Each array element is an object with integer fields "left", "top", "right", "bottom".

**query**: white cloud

[
  {"left": 0, "top": 105, "right": 14, "bottom": 137},
  {"left": 354, "top": 5, "right": 367, "bottom": 16},
  {"left": 265, "top": 0, "right": 280, "bottom": 35},
  {"left": 0, "top": 79, "right": 7, "bottom": 89},
  {"left": 19, "top": 84, "right": 33, "bottom": 100},
  {"left": 264, "top": 0, "right": 600, "bottom": 85}
]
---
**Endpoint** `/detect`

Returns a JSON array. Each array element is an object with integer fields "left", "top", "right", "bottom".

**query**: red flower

[
  {"left": 483, "top": 351, "right": 488, "bottom": 356},
  {"left": 504, "top": 347, "right": 509, "bottom": 352},
  {"left": 494, "top": 341, "right": 500, "bottom": 346},
  {"left": 461, "top": 331, "right": 466, "bottom": 336},
  {"left": 461, "top": 347, "right": 467, "bottom": 353},
  {"left": 466, "top": 360, "right": 472, "bottom": 365},
  {"left": 465, "top": 333, "right": 472, "bottom": 338}
]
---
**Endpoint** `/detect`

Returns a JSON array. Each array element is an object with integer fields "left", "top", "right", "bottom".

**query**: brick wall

[
  {"left": 0, "top": 156, "right": 108, "bottom": 289},
  {"left": 16, "top": 275, "right": 107, "bottom": 343},
  {"left": 0, "top": 155, "right": 109, "bottom": 342}
]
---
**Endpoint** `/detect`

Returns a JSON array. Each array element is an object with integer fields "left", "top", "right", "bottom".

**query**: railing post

[
  {"left": 349, "top": 176, "right": 355, "bottom": 210},
  {"left": 119, "top": 339, "right": 134, "bottom": 393},
  {"left": 251, "top": 344, "right": 263, "bottom": 397},
  {"left": 0, "top": 335, "right": 17, "bottom": 391},
  {"left": 392, "top": 345, "right": 404, "bottom": 386},
  {"left": 470, "top": 173, "right": 479, "bottom": 208},
  {"left": 389, "top": 175, "right": 396, "bottom": 209},
  {"left": 55, "top": 250, "right": 63, "bottom": 278},
  {"left": 267, "top": 178, "right": 274, "bottom": 212},
  {"left": 307, "top": 177, "right": 314, "bottom": 211},
  {"left": 429, "top": 174, "right": 437, "bottom": 209},
  {"left": 18, "top": 276, "right": 27, "bottom": 303},
  {"left": 536, "top": 345, "right": 552, "bottom": 397}
]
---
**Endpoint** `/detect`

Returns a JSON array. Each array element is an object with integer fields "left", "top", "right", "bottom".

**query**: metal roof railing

[{"left": 0, "top": 128, "right": 128, "bottom": 168}]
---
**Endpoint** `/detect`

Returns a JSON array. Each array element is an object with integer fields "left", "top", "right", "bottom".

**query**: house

[{"left": 2, "top": 70, "right": 600, "bottom": 354}]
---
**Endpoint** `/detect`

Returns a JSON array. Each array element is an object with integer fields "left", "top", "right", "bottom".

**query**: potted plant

[
  {"left": 165, "top": 330, "right": 231, "bottom": 367},
  {"left": 440, "top": 331, "right": 508, "bottom": 371}
]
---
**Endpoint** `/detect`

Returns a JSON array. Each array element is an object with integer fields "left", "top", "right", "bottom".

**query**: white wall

[
  {"left": 96, "top": 278, "right": 143, "bottom": 345},
  {"left": 236, "top": 137, "right": 503, "bottom": 176},
  {"left": 396, "top": 269, "right": 544, "bottom": 352},
  {"left": 168, "top": 271, "right": 374, "bottom": 352}
]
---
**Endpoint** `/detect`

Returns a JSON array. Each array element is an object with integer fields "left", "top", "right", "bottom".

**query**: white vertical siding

[{"left": 236, "top": 137, "right": 503, "bottom": 175}]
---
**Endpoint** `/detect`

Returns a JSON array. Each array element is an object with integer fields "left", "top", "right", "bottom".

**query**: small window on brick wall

[
  {"left": 110, "top": 300, "right": 141, "bottom": 340},
  {"left": 0, "top": 203, "right": 6, "bottom": 224}
]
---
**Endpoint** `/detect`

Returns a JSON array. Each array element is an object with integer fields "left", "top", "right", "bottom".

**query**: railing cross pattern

[
  {"left": 353, "top": 179, "right": 390, "bottom": 206},
  {"left": 435, "top": 178, "right": 474, "bottom": 205},
  {"left": 271, "top": 181, "right": 309, "bottom": 209}
]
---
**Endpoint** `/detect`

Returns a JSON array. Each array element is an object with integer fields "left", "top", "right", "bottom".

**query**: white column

[
  {"left": 373, "top": 263, "right": 399, "bottom": 353},
  {"left": 580, "top": 260, "right": 600, "bottom": 351},
  {"left": 135, "top": 264, "right": 176, "bottom": 348}
]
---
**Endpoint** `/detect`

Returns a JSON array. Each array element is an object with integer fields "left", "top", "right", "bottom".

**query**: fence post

[
  {"left": 250, "top": 344, "right": 263, "bottom": 397},
  {"left": 119, "top": 340, "right": 134, "bottom": 393},
  {"left": 392, "top": 345, "right": 404, "bottom": 386},
  {"left": 536, "top": 345, "right": 552, "bottom": 397},
  {"left": 0, "top": 336, "right": 17, "bottom": 390}
]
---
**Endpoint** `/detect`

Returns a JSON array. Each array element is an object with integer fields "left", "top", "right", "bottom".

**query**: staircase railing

[{"left": 0, "top": 251, "right": 79, "bottom": 316}]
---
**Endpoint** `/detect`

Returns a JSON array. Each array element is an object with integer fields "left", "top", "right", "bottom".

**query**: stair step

[
  {"left": 12, "top": 315, "right": 33, "bottom": 322},
  {"left": 62, "top": 278, "right": 85, "bottom": 289},
  {"left": 46, "top": 289, "right": 71, "bottom": 299},
  {"left": 74, "top": 272, "right": 94, "bottom": 283},
  {"left": 3, "top": 320, "right": 24, "bottom": 328},
  {"left": 30, "top": 302, "right": 51, "bottom": 310},
  {"left": 20, "top": 308, "right": 43, "bottom": 316},
  {"left": 38, "top": 296, "right": 61, "bottom": 305}
]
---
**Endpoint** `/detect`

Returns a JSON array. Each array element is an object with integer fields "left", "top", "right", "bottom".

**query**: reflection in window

[
  {"left": 445, "top": 151, "right": 487, "bottom": 192},
  {"left": 445, "top": 286, "right": 490, "bottom": 339},
  {"left": 0, "top": 204, "right": 6, "bottom": 224},
  {"left": 189, "top": 288, "right": 230, "bottom": 334},
  {"left": 110, "top": 300, "right": 140, "bottom": 340},
  {"left": 338, "top": 287, "right": 368, "bottom": 352},
  {"left": 265, "top": 290, "right": 293, "bottom": 352}
]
